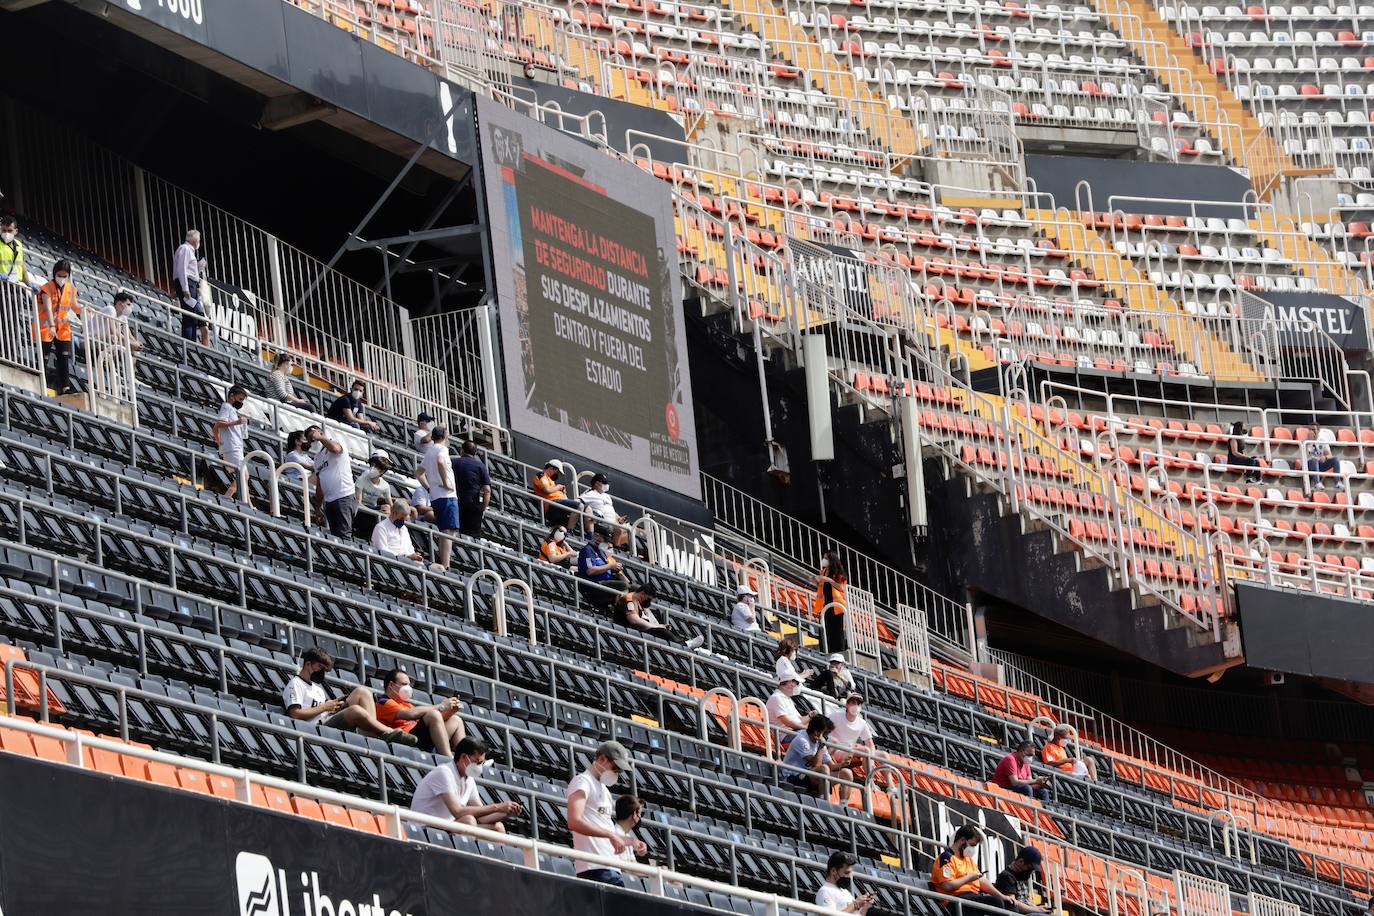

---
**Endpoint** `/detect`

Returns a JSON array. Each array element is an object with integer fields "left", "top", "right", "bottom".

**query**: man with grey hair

[
  {"left": 371, "top": 498, "right": 423, "bottom": 561},
  {"left": 172, "top": 228, "right": 209, "bottom": 345}
]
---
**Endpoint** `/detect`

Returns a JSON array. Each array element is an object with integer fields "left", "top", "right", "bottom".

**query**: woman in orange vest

[
  {"left": 814, "top": 550, "right": 849, "bottom": 654},
  {"left": 37, "top": 259, "right": 80, "bottom": 395}
]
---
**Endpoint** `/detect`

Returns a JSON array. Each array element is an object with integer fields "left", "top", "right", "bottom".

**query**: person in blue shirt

[
  {"left": 452, "top": 440, "right": 492, "bottom": 538},
  {"left": 782, "top": 714, "right": 852, "bottom": 796},
  {"left": 576, "top": 525, "right": 629, "bottom": 607}
]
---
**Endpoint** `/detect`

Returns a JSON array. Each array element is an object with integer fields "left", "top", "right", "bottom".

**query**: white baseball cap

[{"left": 736, "top": 583, "right": 757, "bottom": 597}]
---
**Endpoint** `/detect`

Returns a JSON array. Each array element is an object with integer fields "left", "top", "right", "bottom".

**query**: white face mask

[
  {"left": 368, "top": 468, "right": 383, "bottom": 480},
  {"left": 396, "top": 684, "right": 413, "bottom": 701},
  {"left": 0, "top": 232, "right": 14, "bottom": 244},
  {"left": 599, "top": 768, "right": 620, "bottom": 787}
]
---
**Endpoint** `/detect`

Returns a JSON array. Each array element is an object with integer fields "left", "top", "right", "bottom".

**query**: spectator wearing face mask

[
  {"left": 532, "top": 460, "right": 581, "bottom": 529},
  {"left": 419, "top": 426, "right": 460, "bottom": 572},
  {"left": 375, "top": 669, "right": 465, "bottom": 756},
  {"left": 782, "top": 714, "right": 852, "bottom": 795},
  {"left": 281, "top": 647, "right": 417, "bottom": 745},
  {"left": 540, "top": 525, "right": 575, "bottom": 567},
  {"left": 993, "top": 847, "right": 1052, "bottom": 914},
  {"left": 410, "top": 737, "right": 521, "bottom": 833},
  {"left": 95, "top": 291, "right": 143, "bottom": 354},
  {"left": 413, "top": 411, "right": 436, "bottom": 449},
  {"left": 731, "top": 582, "right": 762, "bottom": 632},
  {"left": 304, "top": 424, "right": 356, "bottom": 538},
  {"left": 327, "top": 380, "right": 381, "bottom": 433},
  {"left": 577, "top": 525, "right": 629, "bottom": 607},
  {"left": 807, "top": 653, "right": 857, "bottom": 703},
  {"left": 453, "top": 440, "right": 492, "bottom": 539},
  {"left": 357, "top": 450, "right": 394, "bottom": 508},
  {"left": 612, "top": 583, "right": 705, "bottom": 649},
  {"left": 580, "top": 473, "right": 629, "bottom": 546},
  {"left": 213, "top": 385, "right": 251, "bottom": 504},
  {"left": 817, "top": 851, "right": 877, "bottom": 913},
  {"left": 371, "top": 499, "right": 424, "bottom": 562},
  {"left": 767, "top": 672, "right": 815, "bottom": 744},
  {"left": 612, "top": 795, "right": 648, "bottom": 868},
  {"left": 774, "top": 638, "right": 816, "bottom": 684},
  {"left": 265, "top": 352, "right": 308, "bottom": 406},
  {"left": 37, "top": 259, "right": 81, "bottom": 396},
  {"left": 827, "top": 692, "right": 876, "bottom": 777},
  {"left": 0, "top": 215, "right": 28, "bottom": 287},
  {"left": 566, "top": 740, "right": 636, "bottom": 886},
  {"left": 931, "top": 825, "right": 1016, "bottom": 910},
  {"left": 281, "top": 430, "right": 314, "bottom": 491}
]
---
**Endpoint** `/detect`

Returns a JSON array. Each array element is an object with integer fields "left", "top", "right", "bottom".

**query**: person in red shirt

[
  {"left": 376, "top": 669, "right": 466, "bottom": 757},
  {"left": 992, "top": 741, "right": 1050, "bottom": 801}
]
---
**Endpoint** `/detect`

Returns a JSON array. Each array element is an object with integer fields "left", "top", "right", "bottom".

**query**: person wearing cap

[
  {"left": 356, "top": 450, "right": 395, "bottom": 535},
  {"left": 993, "top": 741, "right": 1050, "bottom": 801},
  {"left": 930, "top": 825, "right": 1016, "bottom": 910},
  {"left": 766, "top": 672, "right": 815, "bottom": 751},
  {"left": 577, "top": 524, "right": 629, "bottom": 607},
  {"left": 579, "top": 472, "right": 628, "bottom": 546},
  {"left": 827, "top": 692, "right": 876, "bottom": 776},
  {"left": 532, "top": 459, "right": 581, "bottom": 529},
  {"left": 807, "top": 652, "right": 857, "bottom": 702},
  {"left": 539, "top": 524, "right": 576, "bottom": 568},
  {"left": 993, "top": 847, "right": 1051, "bottom": 914},
  {"left": 613, "top": 582, "right": 705, "bottom": 649},
  {"left": 731, "top": 582, "right": 764, "bottom": 632},
  {"left": 565, "top": 740, "right": 643, "bottom": 886},
  {"left": 452, "top": 440, "right": 492, "bottom": 539},
  {"left": 413, "top": 411, "right": 436, "bottom": 449}
]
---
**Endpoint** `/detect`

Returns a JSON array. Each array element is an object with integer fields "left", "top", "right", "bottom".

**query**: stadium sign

[
  {"left": 235, "top": 851, "right": 413, "bottom": 916},
  {"left": 1247, "top": 291, "right": 1369, "bottom": 353}
]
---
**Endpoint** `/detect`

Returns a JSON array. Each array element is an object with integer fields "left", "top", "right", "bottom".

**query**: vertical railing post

[{"left": 134, "top": 167, "right": 156, "bottom": 285}]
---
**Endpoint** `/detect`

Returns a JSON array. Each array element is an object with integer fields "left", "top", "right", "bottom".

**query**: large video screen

[{"left": 478, "top": 97, "right": 699, "bottom": 498}]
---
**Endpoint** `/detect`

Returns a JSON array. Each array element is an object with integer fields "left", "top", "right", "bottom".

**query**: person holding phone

[
  {"left": 816, "top": 851, "right": 876, "bottom": 913},
  {"left": 930, "top": 825, "right": 1017, "bottom": 909}
]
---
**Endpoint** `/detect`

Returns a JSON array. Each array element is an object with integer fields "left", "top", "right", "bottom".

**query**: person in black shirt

[
  {"left": 452, "top": 440, "right": 492, "bottom": 538},
  {"left": 1224, "top": 421, "right": 1261, "bottom": 484},
  {"left": 326, "top": 380, "right": 380, "bottom": 433},
  {"left": 612, "top": 583, "right": 703, "bottom": 649},
  {"left": 806, "top": 652, "right": 857, "bottom": 702},
  {"left": 992, "top": 847, "right": 1051, "bottom": 915}
]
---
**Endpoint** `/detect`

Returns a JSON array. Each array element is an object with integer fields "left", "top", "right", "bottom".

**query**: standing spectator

[
  {"left": 281, "top": 647, "right": 417, "bottom": 745},
  {"left": 326, "top": 380, "right": 381, "bottom": 433},
  {"left": 1224, "top": 421, "right": 1262, "bottom": 484},
  {"left": 775, "top": 638, "right": 816, "bottom": 684},
  {"left": 612, "top": 583, "right": 705, "bottom": 648},
  {"left": 827, "top": 692, "right": 876, "bottom": 775},
  {"left": 419, "top": 426, "right": 459, "bottom": 571},
  {"left": 731, "top": 582, "right": 762, "bottom": 632},
  {"left": 930, "top": 825, "right": 1016, "bottom": 909},
  {"left": 783, "top": 714, "right": 852, "bottom": 795},
  {"left": 36, "top": 259, "right": 81, "bottom": 396},
  {"left": 580, "top": 473, "right": 629, "bottom": 545},
  {"left": 993, "top": 847, "right": 1052, "bottom": 914},
  {"left": 265, "top": 353, "right": 307, "bottom": 406},
  {"left": 814, "top": 551, "right": 850, "bottom": 654},
  {"left": 356, "top": 450, "right": 394, "bottom": 508},
  {"left": 172, "top": 229, "right": 210, "bottom": 346},
  {"left": 371, "top": 499, "right": 424, "bottom": 562},
  {"left": 96, "top": 292, "right": 143, "bottom": 353},
  {"left": 376, "top": 669, "right": 465, "bottom": 756},
  {"left": 0, "top": 215, "right": 27, "bottom": 286},
  {"left": 281, "top": 430, "right": 313, "bottom": 490},
  {"left": 612, "top": 795, "right": 648, "bottom": 870},
  {"left": 808, "top": 653, "right": 857, "bottom": 703},
  {"left": 766, "top": 673, "right": 814, "bottom": 738},
  {"left": 306, "top": 424, "right": 356, "bottom": 538},
  {"left": 1305, "top": 438, "right": 1339, "bottom": 491},
  {"left": 213, "top": 385, "right": 250, "bottom": 504},
  {"left": 1042, "top": 725, "right": 1098, "bottom": 781},
  {"left": 532, "top": 460, "right": 581, "bottom": 528},
  {"left": 993, "top": 741, "right": 1050, "bottom": 801},
  {"left": 410, "top": 737, "right": 521, "bottom": 833},
  {"left": 539, "top": 525, "right": 575, "bottom": 567},
  {"left": 577, "top": 525, "right": 629, "bottom": 607},
  {"left": 817, "top": 851, "right": 877, "bottom": 914},
  {"left": 413, "top": 411, "right": 436, "bottom": 449},
  {"left": 453, "top": 440, "right": 492, "bottom": 539},
  {"left": 566, "top": 740, "right": 636, "bottom": 886}
]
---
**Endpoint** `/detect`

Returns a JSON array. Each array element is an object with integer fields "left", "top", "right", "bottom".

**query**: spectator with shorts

[
  {"left": 172, "top": 229, "right": 210, "bottom": 346},
  {"left": 326, "top": 380, "right": 381, "bottom": 434},
  {"left": 782, "top": 714, "right": 852, "bottom": 796},
  {"left": 816, "top": 851, "right": 877, "bottom": 914},
  {"left": 37, "top": 259, "right": 81, "bottom": 396},
  {"left": 0, "top": 215, "right": 28, "bottom": 286},
  {"left": 993, "top": 847, "right": 1052, "bottom": 914},
  {"left": 532, "top": 460, "right": 581, "bottom": 529},
  {"left": 410, "top": 736, "right": 521, "bottom": 833},
  {"left": 371, "top": 499, "right": 424, "bottom": 562},
  {"left": 930, "top": 825, "right": 1016, "bottom": 910},
  {"left": 540, "top": 525, "right": 575, "bottom": 568},
  {"left": 1042, "top": 725, "right": 1098, "bottom": 781},
  {"left": 612, "top": 583, "right": 704, "bottom": 649},
  {"left": 1305, "top": 438, "right": 1339, "bottom": 491},
  {"left": 566, "top": 740, "right": 636, "bottom": 886},
  {"left": 306, "top": 424, "right": 356, "bottom": 538},
  {"left": 827, "top": 692, "right": 876, "bottom": 776},
  {"left": 577, "top": 525, "right": 629, "bottom": 607},
  {"left": 96, "top": 291, "right": 143, "bottom": 354},
  {"left": 213, "top": 385, "right": 250, "bottom": 504},
  {"left": 993, "top": 741, "right": 1050, "bottom": 801},
  {"left": 265, "top": 353, "right": 307, "bottom": 406},
  {"left": 808, "top": 652, "right": 857, "bottom": 703},
  {"left": 281, "top": 647, "right": 417, "bottom": 746},
  {"left": 453, "top": 440, "right": 492, "bottom": 539},
  {"left": 612, "top": 795, "right": 648, "bottom": 870},
  {"left": 419, "top": 426, "right": 459, "bottom": 571},
  {"left": 376, "top": 669, "right": 465, "bottom": 756}
]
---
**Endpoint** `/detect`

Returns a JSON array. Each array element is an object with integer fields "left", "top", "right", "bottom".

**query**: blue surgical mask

[{"left": 391, "top": 518, "right": 406, "bottom": 529}]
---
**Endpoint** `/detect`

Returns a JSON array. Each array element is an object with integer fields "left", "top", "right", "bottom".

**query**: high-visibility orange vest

[
  {"left": 813, "top": 572, "right": 848, "bottom": 616},
  {"left": 37, "top": 280, "right": 79, "bottom": 343}
]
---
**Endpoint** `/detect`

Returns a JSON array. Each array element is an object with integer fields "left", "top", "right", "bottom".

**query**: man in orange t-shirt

[
  {"left": 532, "top": 460, "right": 581, "bottom": 528},
  {"left": 930, "top": 825, "right": 1016, "bottom": 909},
  {"left": 376, "top": 669, "right": 466, "bottom": 757},
  {"left": 1042, "top": 724, "right": 1097, "bottom": 781}
]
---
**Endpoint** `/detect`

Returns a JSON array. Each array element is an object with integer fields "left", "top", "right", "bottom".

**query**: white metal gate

[
  {"left": 84, "top": 310, "right": 139, "bottom": 427},
  {"left": 0, "top": 283, "right": 46, "bottom": 395},
  {"left": 1246, "top": 893, "right": 1301, "bottom": 916},
  {"left": 844, "top": 585, "right": 882, "bottom": 669},
  {"left": 1173, "top": 871, "right": 1230, "bottom": 916},
  {"left": 895, "top": 602, "right": 932, "bottom": 684}
]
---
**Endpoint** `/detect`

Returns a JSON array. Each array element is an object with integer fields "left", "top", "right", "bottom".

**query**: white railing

[
  {"left": 1173, "top": 871, "right": 1230, "bottom": 916},
  {"left": 83, "top": 310, "right": 139, "bottom": 426},
  {"left": 0, "top": 282, "right": 46, "bottom": 392},
  {"left": 895, "top": 602, "right": 933, "bottom": 683}
]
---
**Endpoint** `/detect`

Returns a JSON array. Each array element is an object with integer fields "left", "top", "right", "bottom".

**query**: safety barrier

[
  {"left": 0, "top": 283, "right": 45, "bottom": 394},
  {"left": 82, "top": 309, "right": 139, "bottom": 427}
]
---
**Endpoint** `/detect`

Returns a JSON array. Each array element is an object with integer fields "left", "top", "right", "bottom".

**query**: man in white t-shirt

[
  {"left": 96, "top": 291, "right": 143, "bottom": 353},
  {"left": 766, "top": 674, "right": 814, "bottom": 750},
  {"left": 213, "top": 386, "right": 250, "bottom": 505},
  {"left": 418, "top": 426, "right": 459, "bottom": 571},
  {"left": 280, "top": 646, "right": 417, "bottom": 746},
  {"left": 410, "top": 737, "right": 521, "bottom": 832},
  {"left": 816, "top": 851, "right": 876, "bottom": 913},
  {"left": 565, "top": 740, "right": 642, "bottom": 886},
  {"left": 305, "top": 425, "right": 355, "bottom": 539},
  {"left": 828, "top": 692, "right": 877, "bottom": 775}
]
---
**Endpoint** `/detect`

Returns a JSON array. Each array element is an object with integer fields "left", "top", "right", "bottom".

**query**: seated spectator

[
  {"left": 96, "top": 291, "right": 143, "bottom": 353},
  {"left": 612, "top": 583, "right": 704, "bottom": 649},
  {"left": 281, "top": 647, "right": 417, "bottom": 746},
  {"left": 265, "top": 353, "right": 307, "bottom": 406},
  {"left": 612, "top": 795, "right": 648, "bottom": 869},
  {"left": 783, "top": 714, "right": 852, "bottom": 795},
  {"left": 410, "top": 736, "right": 521, "bottom": 833},
  {"left": 376, "top": 669, "right": 465, "bottom": 755},
  {"left": 410, "top": 485, "right": 435, "bottom": 525},
  {"left": 807, "top": 652, "right": 856, "bottom": 702},
  {"left": 1042, "top": 725, "right": 1097, "bottom": 781},
  {"left": 306, "top": 424, "right": 356, "bottom": 538},
  {"left": 371, "top": 499, "right": 424, "bottom": 562},
  {"left": 566, "top": 740, "right": 636, "bottom": 887},
  {"left": 731, "top": 582, "right": 762, "bottom": 632},
  {"left": 532, "top": 460, "right": 581, "bottom": 529},
  {"left": 827, "top": 692, "right": 876, "bottom": 775},
  {"left": 577, "top": 525, "right": 629, "bottom": 607},
  {"left": 37, "top": 259, "right": 80, "bottom": 396},
  {"left": 213, "top": 385, "right": 250, "bottom": 505},
  {"left": 775, "top": 638, "right": 816, "bottom": 684},
  {"left": 1305, "top": 439, "right": 1339, "bottom": 490},
  {"left": 580, "top": 473, "right": 629, "bottom": 545},
  {"left": 930, "top": 825, "right": 1016, "bottom": 910},
  {"left": 993, "top": 741, "right": 1050, "bottom": 801},
  {"left": 993, "top": 846, "right": 1051, "bottom": 915},
  {"left": 326, "top": 380, "right": 380, "bottom": 433},
  {"left": 539, "top": 525, "right": 575, "bottom": 568},
  {"left": 413, "top": 410, "right": 435, "bottom": 449},
  {"left": 1224, "top": 421, "right": 1261, "bottom": 484},
  {"left": 816, "top": 851, "right": 877, "bottom": 914},
  {"left": 766, "top": 673, "right": 814, "bottom": 744},
  {"left": 280, "top": 431, "right": 313, "bottom": 496},
  {"left": 357, "top": 450, "right": 394, "bottom": 507},
  {"left": 0, "top": 214, "right": 28, "bottom": 286}
]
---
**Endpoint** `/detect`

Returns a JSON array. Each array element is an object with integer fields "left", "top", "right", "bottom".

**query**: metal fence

[
  {"left": 83, "top": 310, "right": 139, "bottom": 428},
  {"left": 0, "top": 283, "right": 45, "bottom": 393}
]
